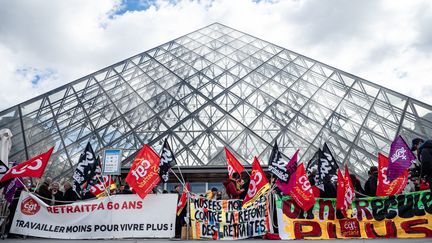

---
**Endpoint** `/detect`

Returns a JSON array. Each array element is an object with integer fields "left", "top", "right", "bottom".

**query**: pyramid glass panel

[{"left": 1, "top": 23, "right": 432, "bottom": 183}]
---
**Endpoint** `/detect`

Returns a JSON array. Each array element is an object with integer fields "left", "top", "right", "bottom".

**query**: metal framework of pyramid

[{"left": 1, "top": 23, "right": 432, "bottom": 182}]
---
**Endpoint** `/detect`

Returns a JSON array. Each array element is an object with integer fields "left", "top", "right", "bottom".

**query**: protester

[
  {"left": 5, "top": 180, "right": 25, "bottom": 238},
  {"left": 240, "top": 172, "right": 250, "bottom": 200},
  {"left": 171, "top": 185, "right": 181, "bottom": 194},
  {"left": 216, "top": 191, "right": 222, "bottom": 200},
  {"left": 117, "top": 185, "right": 127, "bottom": 194},
  {"left": 50, "top": 182, "right": 63, "bottom": 205},
  {"left": 223, "top": 172, "right": 244, "bottom": 199},
  {"left": 411, "top": 138, "right": 425, "bottom": 157},
  {"left": 308, "top": 175, "right": 321, "bottom": 198},
  {"left": 350, "top": 174, "right": 366, "bottom": 198},
  {"left": 62, "top": 181, "right": 78, "bottom": 203},
  {"left": 364, "top": 166, "right": 378, "bottom": 196},
  {"left": 321, "top": 176, "right": 337, "bottom": 198},
  {"left": 205, "top": 187, "right": 218, "bottom": 200},
  {"left": 36, "top": 178, "right": 52, "bottom": 204},
  {"left": 418, "top": 139, "right": 432, "bottom": 191},
  {"left": 123, "top": 185, "right": 133, "bottom": 194}
]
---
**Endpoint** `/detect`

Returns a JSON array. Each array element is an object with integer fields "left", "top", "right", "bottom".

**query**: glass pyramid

[{"left": 1, "top": 23, "right": 431, "bottom": 182}]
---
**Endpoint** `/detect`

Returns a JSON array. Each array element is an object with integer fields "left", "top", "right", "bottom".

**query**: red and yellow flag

[{"left": 242, "top": 157, "right": 269, "bottom": 208}]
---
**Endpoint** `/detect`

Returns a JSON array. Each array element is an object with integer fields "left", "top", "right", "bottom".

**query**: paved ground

[{"left": 1, "top": 239, "right": 432, "bottom": 243}]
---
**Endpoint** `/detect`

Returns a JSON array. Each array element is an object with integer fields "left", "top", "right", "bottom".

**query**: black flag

[
  {"left": 268, "top": 142, "right": 289, "bottom": 182},
  {"left": 306, "top": 150, "right": 320, "bottom": 175},
  {"left": 159, "top": 139, "right": 177, "bottom": 182},
  {"left": 72, "top": 142, "right": 98, "bottom": 196},
  {"left": 316, "top": 143, "right": 339, "bottom": 191},
  {"left": 83, "top": 156, "right": 102, "bottom": 194},
  {"left": 0, "top": 160, "right": 9, "bottom": 189},
  {"left": 0, "top": 160, "right": 8, "bottom": 176}
]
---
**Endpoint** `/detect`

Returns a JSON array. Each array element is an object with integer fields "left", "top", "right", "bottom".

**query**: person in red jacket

[{"left": 223, "top": 172, "right": 244, "bottom": 199}]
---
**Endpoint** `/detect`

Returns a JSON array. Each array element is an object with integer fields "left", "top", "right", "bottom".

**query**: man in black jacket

[
  {"left": 418, "top": 140, "right": 432, "bottom": 192},
  {"left": 364, "top": 166, "right": 378, "bottom": 196},
  {"left": 62, "top": 181, "right": 78, "bottom": 203}
]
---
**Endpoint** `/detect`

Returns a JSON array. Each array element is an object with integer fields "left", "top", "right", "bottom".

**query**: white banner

[{"left": 11, "top": 191, "right": 177, "bottom": 239}]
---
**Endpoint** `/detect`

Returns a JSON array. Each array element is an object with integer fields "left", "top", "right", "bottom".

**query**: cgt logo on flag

[
  {"left": 298, "top": 175, "right": 311, "bottom": 191},
  {"left": 126, "top": 144, "right": 161, "bottom": 199},
  {"left": 20, "top": 197, "right": 40, "bottom": 216},
  {"left": 11, "top": 159, "right": 43, "bottom": 175}
]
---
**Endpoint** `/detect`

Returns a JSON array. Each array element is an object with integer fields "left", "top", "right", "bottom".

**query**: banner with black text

[
  {"left": 190, "top": 194, "right": 269, "bottom": 240},
  {"left": 11, "top": 191, "right": 177, "bottom": 239}
]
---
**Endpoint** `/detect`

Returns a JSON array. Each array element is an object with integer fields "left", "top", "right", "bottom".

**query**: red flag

[
  {"left": 125, "top": 144, "right": 161, "bottom": 199},
  {"left": 0, "top": 147, "right": 54, "bottom": 183},
  {"left": 224, "top": 147, "right": 245, "bottom": 178},
  {"left": 377, "top": 153, "right": 408, "bottom": 196},
  {"left": 287, "top": 163, "right": 316, "bottom": 211},
  {"left": 177, "top": 183, "right": 190, "bottom": 216},
  {"left": 336, "top": 166, "right": 355, "bottom": 215},
  {"left": 90, "top": 175, "right": 117, "bottom": 198},
  {"left": 242, "top": 157, "right": 269, "bottom": 208}
]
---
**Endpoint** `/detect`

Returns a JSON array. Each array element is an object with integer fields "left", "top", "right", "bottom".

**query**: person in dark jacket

[
  {"left": 418, "top": 140, "right": 432, "bottom": 176},
  {"left": 117, "top": 184, "right": 133, "bottom": 194},
  {"left": 50, "top": 182, "right": 63, "bottom": 205},
  {"left": 5, "top": 186, "right": 24, "bottom": 237},
  {"left": 223, "top": 172, "right": 244, "bottom": 199},
  {"left": 36, "top": 179, "right": 52, "bottom": 205},
  {"left": 418, "top": 140, "right": 432, "bottom": 192},
  {"left": 170, "top": 185, "right": 181, "bottom": 195},
  {"left": 321, "top": 176, "right": 337, "bottom": 198},
  {"left": 364, "top": 166, "right": 378, "bottom": 196},
  {"left": 62, "top": 181, "right": 78, "bottom": 203},
  {"left": 239, "top": 172, "right": 250, "bottom": 200},
  {"left": 412, "top": 138, "right": 425, "bottom": 156},
  {"left": 350, "top": 174, "right": 366, "bottom": 198}
]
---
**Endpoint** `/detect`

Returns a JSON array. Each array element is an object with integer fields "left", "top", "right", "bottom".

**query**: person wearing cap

[{"left": 364, "top": 166, "right": 378, "bottom": 197}]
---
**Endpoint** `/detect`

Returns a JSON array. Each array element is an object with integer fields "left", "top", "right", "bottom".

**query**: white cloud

[{"left": 0, "top": 0, "right": 431, "bottom": 111}]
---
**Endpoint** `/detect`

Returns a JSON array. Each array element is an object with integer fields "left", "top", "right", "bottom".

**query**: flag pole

[
  {"left": 186, "top": 191, "right": 190, "bottom": 240},
  {"left": 97, "top": 175, "right": 111, "bottom": 199},
  {"left": 17, "top": 178, "right": 31, "bottom": 192},
  {"left": 175, "top": 165, "right": 186, "bottom": 185},
  {"left": 169, "top": 168, "right": 186, "bottom": 188}
]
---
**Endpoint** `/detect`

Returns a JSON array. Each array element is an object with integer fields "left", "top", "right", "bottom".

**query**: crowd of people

[{"left": 4, "top": 137, "right": 432, "bottom": 239}]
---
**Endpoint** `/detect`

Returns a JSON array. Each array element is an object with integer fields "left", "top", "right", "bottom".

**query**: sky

[{"left": 0, "top": 0, "right": 431, "bottom": 111}]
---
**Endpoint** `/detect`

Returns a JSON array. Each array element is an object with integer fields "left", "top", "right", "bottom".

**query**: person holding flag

[
  {"left": 223, "top": 172, "right": 244, "bottom": 199},
  {"left": 223, "top": 147, "right": 245, "bottom": 199},
  {"left": 176, "top": 183, "right": 190, "bottom": 238}
]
